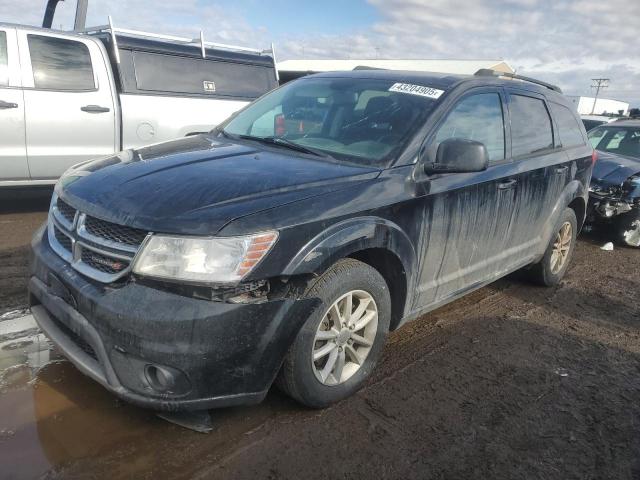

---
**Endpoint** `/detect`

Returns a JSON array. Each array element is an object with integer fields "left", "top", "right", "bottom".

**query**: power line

[{"left": 590, "top": 78, "right": 610, "bottom": 114}]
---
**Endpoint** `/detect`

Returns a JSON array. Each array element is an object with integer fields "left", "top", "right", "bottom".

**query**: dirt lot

[{"left": 0, "top": 191, "right": 639, "bottom": 480}]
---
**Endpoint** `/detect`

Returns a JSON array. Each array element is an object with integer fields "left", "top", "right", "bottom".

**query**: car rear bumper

[{"left": 29, "top": 224, "right": 318, "bottom": 411}]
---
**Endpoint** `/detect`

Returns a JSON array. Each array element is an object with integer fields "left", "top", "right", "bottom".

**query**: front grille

[
  {"left": 56, "top": 198, "right": 77, "bottom": 224},
  {"left": 54, "top": 225, "right": 73, "bottom": 252},
  {"left": 84, "top": 216, "right": 148, "bottom": 248},
  {"left": 81, "top": 249, "right": 130, "bottom": 275},
  {"left": 48, "top": 193, "right": 149, "bottom": 283}
]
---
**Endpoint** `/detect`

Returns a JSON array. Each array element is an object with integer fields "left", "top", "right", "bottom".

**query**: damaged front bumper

[
  {"left": 29, "top": 225, "right": 318, "bottom": 411},
  {"left": 587, "top": 189, "right": 639, "bottom": 221}
]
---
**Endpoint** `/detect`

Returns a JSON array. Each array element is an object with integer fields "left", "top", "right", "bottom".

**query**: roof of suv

[{"left": 307, "top": 69, "right": 564, "bottom": 100}]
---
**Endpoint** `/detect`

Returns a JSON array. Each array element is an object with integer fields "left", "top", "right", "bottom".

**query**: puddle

[{"left": 0, "top": 310, "right": 301, "bottom": 479}]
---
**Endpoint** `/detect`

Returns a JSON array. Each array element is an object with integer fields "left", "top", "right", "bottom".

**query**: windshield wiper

[{"left": 232, "top": 134, "right": 327, "bottom": 158}]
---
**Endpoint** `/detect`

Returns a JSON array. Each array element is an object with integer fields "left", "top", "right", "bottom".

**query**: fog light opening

[{"left": 145, "top": 364, "right": 176, "bottom": 392}]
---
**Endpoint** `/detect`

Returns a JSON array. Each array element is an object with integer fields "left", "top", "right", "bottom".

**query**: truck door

[
  {"left": 17, "top": 30, "right": 117, "bottom": 180},
  {"left": 0, "top": 27, "right": 28, "bottom": 182}
]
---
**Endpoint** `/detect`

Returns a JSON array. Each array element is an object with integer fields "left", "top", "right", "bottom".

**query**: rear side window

[
  {"left": 550, "top": 102, "right": 585, "bottom": 147},
  {"left": 132, "top": 51, "right": 274, "bottom": 99},
  {"left": 28, "top": 35, "right": 94, "bottom": 90},
  {"left": 510, "top": 94, "right": 553, "bottom": 157},
  {"left": 0, "top": 31, "right": 8, "bottom": 86},
  {"left": 434, "top": 93, "right": 505, "bottom": 162}
]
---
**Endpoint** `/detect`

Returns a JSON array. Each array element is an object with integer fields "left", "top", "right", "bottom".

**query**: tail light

[{"left": 592, "top": 150, "right": 598, "bottom": 165}]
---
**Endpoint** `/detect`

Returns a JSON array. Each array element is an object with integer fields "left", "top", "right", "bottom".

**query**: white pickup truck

[{"left": 0, "top": 21, "right": 278, "bottom": 186}]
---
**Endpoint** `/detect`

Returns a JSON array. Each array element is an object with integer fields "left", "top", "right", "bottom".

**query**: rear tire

[
  {"left": 277, "top": 258, "right": 391, "bottom": 408},
  {"left": 528, "top": 208, "right": 577, "bottom": 286}
]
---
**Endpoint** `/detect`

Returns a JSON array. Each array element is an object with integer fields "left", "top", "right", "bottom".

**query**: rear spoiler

[{"left": 475, "top": 68, "right": 562, "bottom": 93}]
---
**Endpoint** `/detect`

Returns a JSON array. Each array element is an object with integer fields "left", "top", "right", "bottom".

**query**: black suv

[{"left": 29, "top": 69, "right": 593, "bottom": 410}]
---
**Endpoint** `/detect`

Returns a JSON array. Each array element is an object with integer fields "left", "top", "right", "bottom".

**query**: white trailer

[{"left": 567, "top": 96, "right": 629, "bottom": 116}]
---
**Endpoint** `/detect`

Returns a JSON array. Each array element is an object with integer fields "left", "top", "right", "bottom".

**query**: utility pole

[{"left": 590, "top": 78, "right": 610, "bottom": 114}]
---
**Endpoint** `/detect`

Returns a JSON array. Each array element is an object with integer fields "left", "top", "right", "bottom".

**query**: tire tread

[{"left": 277, "top": 258, "right": 386, "bottom": 406}]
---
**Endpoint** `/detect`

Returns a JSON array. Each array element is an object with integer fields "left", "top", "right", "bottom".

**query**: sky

[{"left": 2, "top": 0, "right": 639, "bottom": 106}]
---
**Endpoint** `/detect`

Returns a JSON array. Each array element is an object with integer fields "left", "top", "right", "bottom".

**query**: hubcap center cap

[{"left": 337, "top": 328, "right": 351, "bottom": 346}]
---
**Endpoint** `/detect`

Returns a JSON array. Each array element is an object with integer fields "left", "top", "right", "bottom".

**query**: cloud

[
  {"left": 277, "top": 0, "right": 640, "bottom": 105},
  {"left": 2, "top": 0, "right": 638, "bottom": 105}
]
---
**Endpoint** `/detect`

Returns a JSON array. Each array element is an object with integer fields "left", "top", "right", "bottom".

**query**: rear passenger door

[
  {"left": 505, "top": 90, "right": 569, "bottom": 252},
  {"left": 0, "top": 27, "right": 28, "bottom": 181},
  {"left": 17, "top": 31, "right": 117, "bottom": 179}
]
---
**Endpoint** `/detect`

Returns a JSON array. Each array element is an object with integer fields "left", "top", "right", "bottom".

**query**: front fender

[{"left": 283, "top": 216, "right": 417, "bottom": 283}]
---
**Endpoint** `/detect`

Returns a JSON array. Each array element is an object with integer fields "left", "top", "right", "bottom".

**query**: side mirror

[{"left": 424, "top": 138, "right": 489, "bottom": 174}]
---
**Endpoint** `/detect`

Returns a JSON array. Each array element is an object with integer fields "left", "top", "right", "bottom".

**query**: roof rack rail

[
  {"left": 78, "top": 17, "right": 276, "bottom": 66},
  {"left": 474, "top": 68, "right": 562, "bottom": 93}
]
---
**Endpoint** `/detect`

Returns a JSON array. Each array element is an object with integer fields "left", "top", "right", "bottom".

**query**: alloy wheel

[
  {"left": 311, "top": 290, "right": 378, "bottom": 386},
  {"left": 550, "top": 221, "right": 572, "bottom": 274}
]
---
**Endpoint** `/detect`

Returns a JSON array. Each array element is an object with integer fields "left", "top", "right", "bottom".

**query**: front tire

[
  {"left": 529, "top": 208, "right": 578, "bottom": 286},
  {"left": 277, "top": 258, "right": 391, "bottom": 408}
]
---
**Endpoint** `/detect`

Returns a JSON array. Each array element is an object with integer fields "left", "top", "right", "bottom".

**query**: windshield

[
  {"left": 588, "top": 125, "right": 640, "bottom": 158},
  {"left": 221, "top": 77, "right": 440, "bottom": 167}
]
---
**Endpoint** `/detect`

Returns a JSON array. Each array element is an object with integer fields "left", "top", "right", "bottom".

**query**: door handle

[
  {"left": 497, "top": 179, "right": 517, "bottom": 190},
  {"left": 554, "top": 165, "right": 569, "bottom": 174},
  {"left": 0, "top": 100, "right": 18, "bottom": 109},
  {"left": 81, "top": 105, "right": 110, "bottom": 113}
]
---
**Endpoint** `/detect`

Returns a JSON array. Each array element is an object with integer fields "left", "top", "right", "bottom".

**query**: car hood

[
  {"left": 58, "top": 135, "right": 380, "bottom": 235},
  {"left": 592, "top": 150, "right": 640, "bottom": 188}
]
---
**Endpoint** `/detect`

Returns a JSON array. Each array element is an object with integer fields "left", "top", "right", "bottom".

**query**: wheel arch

[
  {"left": 537, "top": 180, "right": 587, "bottom": 259},
  {"left": 282, "top": 217, "right": 417, "bottom": 329}
]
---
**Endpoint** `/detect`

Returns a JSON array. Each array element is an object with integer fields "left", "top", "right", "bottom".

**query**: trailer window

[
  {"left": 0, "top": 32, "right": 8, "bottom": 86},
  {"left": 132, "top": 51, "right": 275, "bottom": 99},
  {"left": 27, "top": 35, "right": 95, "bottom": 91}
]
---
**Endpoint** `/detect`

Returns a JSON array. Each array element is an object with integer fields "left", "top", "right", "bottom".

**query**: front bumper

[
  {"left": 587, "top": 192, "right": 638, "bottom": 221},
  {"left": 29, "top": 225, "right": 317, "bottom": 411}
]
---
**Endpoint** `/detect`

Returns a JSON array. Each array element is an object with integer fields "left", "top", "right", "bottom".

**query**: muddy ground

[{"left": 0, "top": 190, "right": 639, "bottom": 480}]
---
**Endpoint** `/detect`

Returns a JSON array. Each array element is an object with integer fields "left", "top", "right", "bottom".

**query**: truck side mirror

[{"left": 423, "top": 138, "right": 489, "bottom": 175}]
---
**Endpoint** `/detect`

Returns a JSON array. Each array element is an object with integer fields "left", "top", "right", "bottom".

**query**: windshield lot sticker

[{"left": 388, "top": 83, "right": 444, "bottom": 99}]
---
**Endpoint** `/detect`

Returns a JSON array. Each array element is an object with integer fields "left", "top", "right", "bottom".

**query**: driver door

[{"left": 414, "top": 88, "right": 521, "bottom": 308}]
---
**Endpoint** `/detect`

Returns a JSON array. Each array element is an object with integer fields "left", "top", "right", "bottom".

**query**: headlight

[{"left": 132, "top": 231, "right": 278, "bottom": 283}]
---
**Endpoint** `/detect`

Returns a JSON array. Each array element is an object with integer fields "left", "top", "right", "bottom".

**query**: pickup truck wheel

[
  {"left": 277, "top": 258, "right": 391, "bottom": 408},
  {"left": 529, "top": 208, "right": 577, "bottom": 286},
  {"left": 615, "top": 210, "right": 640, "bottom": 248}
]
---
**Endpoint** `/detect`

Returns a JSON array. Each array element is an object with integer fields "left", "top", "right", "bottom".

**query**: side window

[
  {"left": 0, "top": 31, "right": 8, "bottom": 87},
  {"left": 550, "top": 102, "right": 585, "bottom": 148},
  {"left": 434, "top": 93, "right": 505, "bottom": 162},
  {"left": 132, "top": 51, "right": 275, "bottom": 98},
  {"left": 510, "top": 94, "right": 553, "bottom": 157},
  {"left": 27, "top": 35, "right": 94, "bottom": 90}
]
